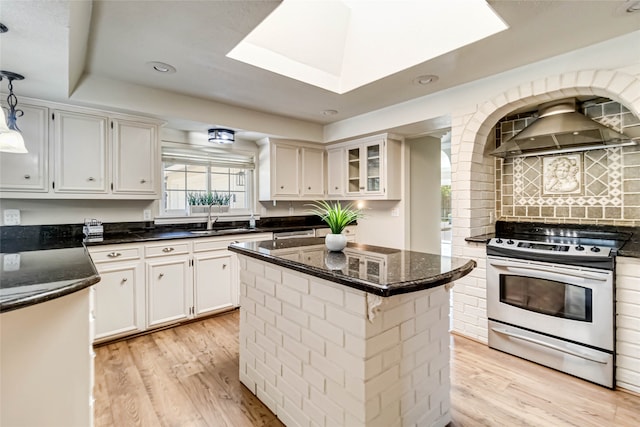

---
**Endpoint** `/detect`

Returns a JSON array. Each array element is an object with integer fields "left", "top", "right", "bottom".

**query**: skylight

[{"left": 227, "top": 0, "right": 508, "bottom": 94}]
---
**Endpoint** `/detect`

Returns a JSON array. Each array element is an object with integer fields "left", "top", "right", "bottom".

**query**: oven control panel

[{"left": 488, "top": 238, "right": 612, "bottom": 258}]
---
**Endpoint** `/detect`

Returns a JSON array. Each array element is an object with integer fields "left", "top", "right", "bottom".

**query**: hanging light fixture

[
  {"left": 208, "top": 128, "right": 235, "bottom": 144},
  {"left": 0, "top": 70, "right": 27, "bottom": 153}
]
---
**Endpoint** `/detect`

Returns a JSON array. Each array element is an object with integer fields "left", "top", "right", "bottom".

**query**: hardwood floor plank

[
  {"left": 95, "top": 310, "right": 640, "bottom": 427},
  {"left": 99, "top": 341, "right": 163, "bottom": 426},
  {"left": 127, "top": 335, "right": 210, "bottom": 427}
]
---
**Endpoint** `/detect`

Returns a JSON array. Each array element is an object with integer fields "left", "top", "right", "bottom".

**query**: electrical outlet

[
  {"left": 391, "top": 207, "right": 400, "bottom": 217},
  {"left": 3, "top": 209, "right": 21, "bottom": 225},
  {"left": 489, "top": 211, "right": 495, "bottom": 223},
  {"left": 3, "top": 253, "right": 21, "bottom": 271},
  {"left": 143, "top": 209, "right": 152, "bottom": 221},
  {"left": 289, "top": 206, "right": 294, "bottom": 215}
]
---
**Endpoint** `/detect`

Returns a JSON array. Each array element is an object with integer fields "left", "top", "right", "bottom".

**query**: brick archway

[{"left": 448, "top": 69, "right": 640, "bottom": 343}]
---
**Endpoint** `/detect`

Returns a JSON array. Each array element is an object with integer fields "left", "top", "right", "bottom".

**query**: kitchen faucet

[{"left": 207, "top": 204, "right": 219, "bottom": 230}]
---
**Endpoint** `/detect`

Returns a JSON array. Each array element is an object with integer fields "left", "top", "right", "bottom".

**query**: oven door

[{"left": 487, "top": 255, "right": 613, "bottom": 352}]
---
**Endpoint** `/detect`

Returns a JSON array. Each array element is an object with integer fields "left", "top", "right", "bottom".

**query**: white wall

[
  {"left": 408, "top": 135, "right": 441, "bottom": 254},
  {"left": 0, "top": 198, "right": 155, "bottom": 225}
]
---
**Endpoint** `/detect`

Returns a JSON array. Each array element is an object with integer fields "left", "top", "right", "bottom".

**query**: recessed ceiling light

[
  {"left": 322, "top": 109, "right": 338, "bottom": 116},
  {"left": 413, "top": 74, "right": 439, "bottom": 86},
  {"left": 147, "top": 61, "right": 176, "bottom": 74}
]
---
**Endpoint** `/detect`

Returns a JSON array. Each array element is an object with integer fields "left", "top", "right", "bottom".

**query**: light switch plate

[
  {"left": 3, "top": 209, "right": 21, "bottom": 225},
  {"left": 143, "top": 209, "right": 152, "bottom": 220}
]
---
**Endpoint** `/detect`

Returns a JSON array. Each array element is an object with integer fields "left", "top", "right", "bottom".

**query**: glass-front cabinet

[{"left": 345, "top": 136, "right": 395, "bottom": 197}]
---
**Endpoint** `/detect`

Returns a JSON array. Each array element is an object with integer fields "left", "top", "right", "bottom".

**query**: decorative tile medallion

[{"left": 542, "top": 154, "right": 582, "bottom": 195}]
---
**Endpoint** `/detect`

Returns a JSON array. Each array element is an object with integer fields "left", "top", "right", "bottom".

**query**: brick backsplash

[{"left": 496, "top": 100, "right": 640, "bottom": 226}]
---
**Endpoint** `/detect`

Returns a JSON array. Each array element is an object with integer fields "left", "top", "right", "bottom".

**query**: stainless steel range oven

[{"left": 486, "top": 232, "right": 625, "bottom": 388}]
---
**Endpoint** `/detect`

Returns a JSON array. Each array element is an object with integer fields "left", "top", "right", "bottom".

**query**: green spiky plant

[{"left": 307, "top": 200, "right": 363, "bottom": 234}]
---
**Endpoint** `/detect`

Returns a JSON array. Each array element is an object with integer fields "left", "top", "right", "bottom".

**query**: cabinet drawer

[
  {"left": 145, "top": 241, "right": 190, "bottom": 257},
  {"left": 89, "top": 246, "right": 141, "bottom": 263}
]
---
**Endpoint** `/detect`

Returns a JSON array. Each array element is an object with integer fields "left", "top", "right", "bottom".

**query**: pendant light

[
  {"left": 0, "top": 70, "right": 27, "bottom": 153},
  {"left": 208, "top": 128, "right": 235, "bottom": 144}
]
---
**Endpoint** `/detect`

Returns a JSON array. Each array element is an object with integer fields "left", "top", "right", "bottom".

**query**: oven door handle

[
  {"left": 488, "top": 260, "right": 609, "bottom": 282},
  {"left": 491, "top": 327, "right": 609, "bottom": 364}
]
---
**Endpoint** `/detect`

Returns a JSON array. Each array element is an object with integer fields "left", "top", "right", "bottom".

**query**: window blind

[{"left": 161, "top": 142, "right": 255, "bottom": 169}]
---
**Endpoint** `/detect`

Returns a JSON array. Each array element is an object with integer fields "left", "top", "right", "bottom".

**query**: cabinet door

[
  {"left": 0, "top": 103, "right": 49, "bottom": 192},
  {"left": 194, "top": 250, "right": 235, "bottom": 316},
  {"left": 364, "top": 142, "right": 382, "bottom": 194},
  {"left": 301, "top": 147, "right": 324, "bottom": 197},
  {"left": 113, "top": 120, "right": 157, "bottom": 194},
  {"left": 326, "top": 148, "right": 344, "bottom": 198},
  {"left": 147, "top": 256, "right": 191, "bottom": 327},
  {"left": 53, "top": 110, "right": 108, "bottom": 193},
  {"left": 346, "top": 146, "right": 362, "bottom": 195},
  {"left": 272, "top": 143, "right": 299, "bottom": 197},
  {"left": 93, "top": 262, "right": 144, "bottom": 341}
]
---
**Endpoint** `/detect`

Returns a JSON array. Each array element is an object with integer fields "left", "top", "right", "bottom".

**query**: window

[
  {"left": 161, "top": 143, "right": 255, "bottom": 216},
  {"left": 163, "top": 163, "right": 252, "bottom": 214}
]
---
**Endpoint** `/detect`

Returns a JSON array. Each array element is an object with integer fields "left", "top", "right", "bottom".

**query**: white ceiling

[{"left": 1, "top": 0, "right": 639, "bottom": 139}]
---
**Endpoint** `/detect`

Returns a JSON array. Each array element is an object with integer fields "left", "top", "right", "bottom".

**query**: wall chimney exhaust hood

[{"left": 490, "top": 98, "right": 638, "bottom": 158}]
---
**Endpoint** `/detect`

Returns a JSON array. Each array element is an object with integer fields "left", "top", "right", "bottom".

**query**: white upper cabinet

[
  {"left": 53, "top": 110, "right": 109, "bottom": 193},
  {"left": 331, "top": 133, "right": 402, "bottom": 200},
  {"left": 112, "top": 119, "right": 158, "bottom": 194},
  {"left": 301, "top": 147, "right": 325, "bottom": 197},
  {"left": 258, "top": 138, "right": 325, "bottom": 201},
  {"left": 326, "top": 147, "right": 345, "bottom": 198},
  {"left": 0, "top": 103, "right": 49, "bottom": 192},
  {"left": 273, "top": 143, "right": 300, "bottom": 197},
  {"left": 0, "top": 97, "right": 163, "bottom": 199}
]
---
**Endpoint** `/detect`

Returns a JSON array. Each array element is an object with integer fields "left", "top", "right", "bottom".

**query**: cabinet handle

[
  {"left": 222, "top": 264, "right": 227, "bottom": 269},
  {"left": 359, "top": 186, "right": 365, "bottom": 190},
  {"left": 121, "top": 278, "right": 128, "bottom": 283},
  {"left": 140, "top": 179, "right": 147, "bottom": 184},
  {"left": 24, "top": 174, "right": 31, "bottom": 180},
  {"left": 334, "top": 186, "right": 338, "bottom": 190},
  {"left": 308, "top": 186, "right": 311, "bottom": 190},
  {"left": 158, "top": 273, "right": 165, "bottom": 278},
  {"left": 107, "top": 252, "right": 122, "bottom": 258},
  {"left": 280, "top": 185, "right": 284, "bottom": 189},
  {"left": 162, "top": 247, "right": 174, "bottom": 253},
  {"left": 88, "top": 177, "right": 96, "bottom": 182}
]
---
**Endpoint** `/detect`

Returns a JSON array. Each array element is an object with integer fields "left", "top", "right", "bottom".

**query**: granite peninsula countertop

[
  {"left": 0, "top": 243, "right": 100, "bottom": 313},
  {"left": 229, "top": 237, "right": 477, "bottom": 297}
]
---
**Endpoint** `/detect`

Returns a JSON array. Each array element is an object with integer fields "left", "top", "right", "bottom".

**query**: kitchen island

[{"left": 228, "top": 238, "right": 476, "bottom": 427}]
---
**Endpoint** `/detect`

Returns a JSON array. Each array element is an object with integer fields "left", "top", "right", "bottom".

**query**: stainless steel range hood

[{"left": 490, "top": 98, "right": 638, "bottom": 158}]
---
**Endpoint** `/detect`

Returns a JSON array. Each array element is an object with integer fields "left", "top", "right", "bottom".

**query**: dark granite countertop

[
  {"left": 0, "top": 216, "right": 332, "bottom": 312},
  {"left": 0, "top": 246, "right": 100, "bottom": 313},
  {"left": 228, "top": 237, "right": 477, "bottom": 297}
]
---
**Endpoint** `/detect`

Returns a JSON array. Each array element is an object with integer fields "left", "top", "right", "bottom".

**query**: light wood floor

[{"left": 95, "top": 310, "right": 640, "bottom": 427}]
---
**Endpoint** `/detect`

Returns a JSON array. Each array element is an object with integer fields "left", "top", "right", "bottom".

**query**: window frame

[{"left": 160, "top": 160, "right": 255, "bottom": 219}]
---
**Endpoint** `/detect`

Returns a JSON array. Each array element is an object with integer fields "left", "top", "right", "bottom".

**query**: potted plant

[
  {"left": 188, "top": 191, "right": 231, "bottom": 214},
  {"left": 211, "top": 191, "right": 232, "bottom": 213},
  {"left": 308, "top": 200, "right": 363, "bottom": 251}
]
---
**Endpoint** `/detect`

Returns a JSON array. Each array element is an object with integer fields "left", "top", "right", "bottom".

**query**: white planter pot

[{"left": 325, "top": 233, "right": 347, "bottom": 252}]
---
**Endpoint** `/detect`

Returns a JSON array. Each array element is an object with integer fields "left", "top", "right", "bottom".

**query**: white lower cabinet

[
  {"left": 94, "top": 262, "right": 145, "bottom": 339},
  {"left": 89, "top": 245, "right": 145, "bottom": 343},
  {"left": 146, "top": 255, "right": 191, "bottom": 327},
  {"left": 89, "top": 232, "right": 272, "bottom": 343},
  {"left": 193, "top": 250, "right": 235, "bottom": 316}
]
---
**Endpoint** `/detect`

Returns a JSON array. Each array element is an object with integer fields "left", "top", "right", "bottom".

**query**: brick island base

[{"left": 237, "top": 255, "right": 452, "bottom": 427}]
